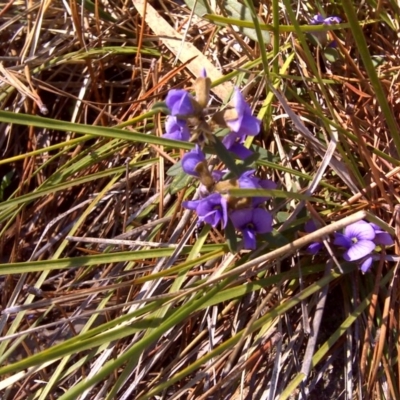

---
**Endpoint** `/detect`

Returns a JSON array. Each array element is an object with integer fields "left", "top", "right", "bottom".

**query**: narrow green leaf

[
  {"left": 0, "top": 245, "right": 223, "bottom": 275},
  {"left": 0, "top": 171, "right": 14, "bottom": 201},
  {"left": 224, "top": 218, "right": 238, "bottom": 253},
  {"left": 341, "top": 1, "right": 400, "bottom": 154},
  {"left": 0, "top": 111, "right": 194, "bottom": 150},
  {"left": 213, "top": 136, "right": 241, "bottom": 177},
  {"left": 222, "top": 0, "right": 270, "bottom": 43},
  {"left": 183, "top": 0, "right": 212, "bottom": 17}
]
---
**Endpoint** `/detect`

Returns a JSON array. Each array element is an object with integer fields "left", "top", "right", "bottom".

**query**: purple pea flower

[
  {"left": 181, "top": 145, "right": 205, "bottom": 177},
  {"left": 333, "top": 221, "right": 376, "bottom": 272},
  {"left": 166, "top": 89, "right": 195, "bottom": 116},
  {"left": 355, "top": 221, "right": 393, "bottom": 273},
  {"left": 237, "top": 171, "right": 276, "bottom": 206},
  {"left": 370, "top": 223, "right": 394, "bottom": 246},
  {"left": 238, "top": 170, "right": 260, "bottom": 189},
  {"left": 163, "top": 116, "right": 190, "bottom": 141},
  {"left": 304, "top": 220, "right": 323, "bottom": 255},
  {"left": 183, "top": 193, "right": 228, "bottom": 228},
  {"left": 226, "top": 88, "right": 261, "bottom": 136},
  {"left": 359, "top": 256, "right": 373, "bottom": 274},
  {"left": 253, "top": 178, "right": 276, "bottom": 206},
  {"left": 230, "top": 208, "right": 273, "bottom": 249},
  {"left": 311, "top": 14, "right": 341, "bottom": 25},
  {"left": 222, "top": 132, "right": 253, "bottom": 159},
  {"left": 310, "top": 14, "right": 341, "bottom": 48}
]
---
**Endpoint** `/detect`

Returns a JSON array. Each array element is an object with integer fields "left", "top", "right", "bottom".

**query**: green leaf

[
  {"left": 152, "top": 101, "right": 170, "bottom": 114},
  {"left": 76, "top": 0, "right": 116, "bottom": 22},
  {"left": 213, "top": 136, "right": 241, "bottom": 177},
  {"left": 169, "top": 169, "right": 194, "bottom": 194},
  {"left": 222, "top": 0, "right": 271, "bottom": 44},
  {"left": 166, "top": 160, "right": 183, "bottom": 177},
  {"left": 323, "top": 47, "right": 340, "bottom": 63},
  {"left": 224, "top": 218, "right": 238, "bottom": 253},
  {"left": 0, "top": 171, "right": 14, "bottom": 201},
  {"left": 276, "top": 212, "right": 290, "bottom": 223},
  {"left": 259, "top": 230, "right": 290, "bottom": 248},
  {"left": 372, "top": 55, "right": 385, "bottom": 68},
  {"left": 253, "top": 145, "right": 278, "bottom": 163},
  {"left": 183, "top": 0, "right": 212, "bottom": 17},
  {"left": 0, "top": 110, "right": 194, "bottom": 150}
]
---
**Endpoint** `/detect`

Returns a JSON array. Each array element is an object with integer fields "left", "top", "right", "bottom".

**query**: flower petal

[
  {"left": 369, "top": 223, "right": 381, "bottom": 231},
  {"left": 360, "top": 256, "right": 373, "bottom": 273},
  {"left": 307, "top": 242, "right": 323, "bottom": 255},
  {"left": 181, "top": 145, "right": 205, "bottom": 176},
  {"left": 374, "top": 232, "right": 394, "bottom": 246},
  {"left": 240, "top": 114, "right": 261, "bottom": 136},
  {"left": 252, "top": 208, "right": 273, "bottom": 233},
  {"left": 201, "top": 210, "right": 220, "bottom": 228},
  {"left": 343, "top": 240, "right": 376, "bottom": 261},
  {"left": 226, "top": 118, "right": 242, "bottom": 133},
  {"left": 222, "top": 132, "right": 253, "bottom": 158},
  {"left": 370, "top": 223, "right": 394, "bottom": 246},
  {"left": 182, "top": 199, "right": 201, "bottom": 211},
  {"left": 252, "top": 179, "right": 276, "bottom": 206},
  {"left": 196, "top": 193, "right": 228, "bottom": 228},
  {"left": 230, "top": 208, "right": 253, "bottom": 230},
  {"left": 242, "top": 228, "right": 257, "bottom": 250},
  {"left": 344, "top": 221, "right": 375, "bottom": 241},
  {"left": 228, "top": 143, "right": 253, "bottom": 159},
  {"left": 333, "top": 233, "right": 352, "bottom": 248},
  {"left": 305, "top": 220, "right": 317, "bottom": 233},
  {"left": 233, "top": 87, "right": 248, "bottom": 117},
  {"left": 163, "top": 117, "right": 190, "bottom": 141},
  {"left": 219, "top": 196, "right": 229, "bottom": 228},
  {"left": 311, "top": 14, "right": 325, "bottom": 24},
  {"left": 225, "top": 88, "right": 261, "bottom": 136},
  {"left": 222, "top": 132, "right": 239, "bottom": 148},
  {"left": 166, "top": 90, "right": 194, "bottom": 116},
  {"left": 324, "top": 16, "right": 341, "bottom": 25},
  {"left": 238, "top": 171, "right": 259, "bottom": 189}
]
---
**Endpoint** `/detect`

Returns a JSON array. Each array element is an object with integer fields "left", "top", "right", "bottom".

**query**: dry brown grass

[{"left": 1, "top": 0, "right": 400, "bottom": 399}]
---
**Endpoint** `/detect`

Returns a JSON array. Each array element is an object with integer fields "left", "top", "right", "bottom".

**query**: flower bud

[{"left": 194, "top": 75, "right": 211, "bottom": 109}]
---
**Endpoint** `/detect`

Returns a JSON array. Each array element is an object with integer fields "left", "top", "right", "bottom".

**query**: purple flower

[
  {"left": 238, "top": 170, "right": 260, "bottom": 189},
  {"left": 304, "top": 220, "right": 323, "bottom": 255},
  {"left": 181, "top": 145, "right": 205, "bottom": 177},
  {"left": 310, "top": 14, "right": 341, "bottom": 48},
  {"left": 311, "top": 14, "right": 341, "bottom": 25},
  {"left": 222, "top": 132, "right": 253, "bottom": 159},
  {"left": 230, "top": 208, "right": 273, "bottom": 249},
  {"left": 163, "top": 116, "right": 190, "bottom": 141},
  {"left": 226, "top": 88, "right": 261, "bottom": 136},
  {"left": 166, "top": 89, "right": 195, "bottom": 116},
  {"left": 200, "top": 68, "right": 207, "bottom": 78},
  {"left": 237, "top": 171, "right": 276, "bottom": 206},
  {"left": 183, "top": 193, "right": 228, "bottom": 228},
  {"left": 253, "top": 178, "right": 276, "bottom": 206},
  {"left": 359, "top": 256, "right": 373, "bottom": 274},
  {"left": 333, "top": 221, "right": 376, "bottom": 262},
  {"left": 210, "top": 170, "right": 225, "bottom": 182},
  {"left": 370, "top": 223, "right": 394, "bottom": 246}
]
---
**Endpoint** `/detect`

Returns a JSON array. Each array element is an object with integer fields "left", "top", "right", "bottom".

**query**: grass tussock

[{"left": 1, "top": 0, "right": 400, "bottom": 399}]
